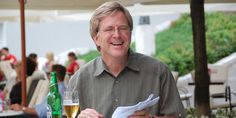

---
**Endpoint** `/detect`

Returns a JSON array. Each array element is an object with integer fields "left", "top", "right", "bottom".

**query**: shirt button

[
  {"left": 115, "top": 80, "right": 119, "bottom": 84},
  {"left": 115, "top": 99, "right": 119, "bottom": 102}
]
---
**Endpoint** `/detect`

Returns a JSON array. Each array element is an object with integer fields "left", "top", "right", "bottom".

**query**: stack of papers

[{"left": 112, "top": 94, "right": 159, "bottom": 118}]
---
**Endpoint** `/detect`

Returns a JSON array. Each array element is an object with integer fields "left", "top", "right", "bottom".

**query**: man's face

[{"left": 94, "top": 11, "right": 131, "bottom": 59}]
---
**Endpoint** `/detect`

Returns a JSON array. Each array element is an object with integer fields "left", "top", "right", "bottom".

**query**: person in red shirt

[
  {"left": 66, "top": 52, "right": 80, "bottom": 76},
  {"left": 1, "top": 47, "right": 17, "bottom": 67}
]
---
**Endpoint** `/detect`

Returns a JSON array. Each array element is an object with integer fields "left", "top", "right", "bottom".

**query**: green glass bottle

[{"left": 47, "top": 72, "right": 62, "bottom": 118}]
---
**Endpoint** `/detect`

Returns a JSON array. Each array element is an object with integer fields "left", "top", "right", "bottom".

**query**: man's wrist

[
  {"left": 149, "top": 114, "right": 154, "bottom": 118},
  {"left": 22, "top": 107, "right": 26, "bottom": 112}
]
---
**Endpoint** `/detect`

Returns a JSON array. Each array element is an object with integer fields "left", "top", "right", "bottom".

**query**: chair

[
  {"left": 208, "top": 64, "right": 236, "bottom": 110},
  {"left": 26, "top": 70, "right": 46, "bottom": 93},
  {"left": 0, "top": 61, "right": 14, "bottom": 80},
  {"left": 191, "top": 64, "right": 235, "bottom": 110},
  {"left": 26, "top": 70, "right": 46, "bottom": 105},
  {"left": 208, "top": 64, "right": 228, "bottom": 94},
  {"left": 172, "top": 71, "right": 192, "bottom": 107},
  {"left": 28, "top": 79, "right": 49, "bottom": 108}
]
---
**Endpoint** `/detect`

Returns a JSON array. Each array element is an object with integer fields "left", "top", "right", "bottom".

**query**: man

[
  {"left": 28, "top": 53, "right": 38, "bottom": 64},
  {"left": 67, "top": 1, "right": 186, "bottom": 118},
  {"left": 28, "top": 53, "right": 38, "bottom": 70},
  {"left": 0, "top": 47, "right": 17, "bottom": 66},
  {"left": 11, "top": 64, "right": 66, "bottom": 118}
]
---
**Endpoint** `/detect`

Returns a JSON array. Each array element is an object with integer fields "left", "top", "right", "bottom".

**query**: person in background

[
  {"left": 0, "top": 50, "right": 4, "bottom": 81},
  {"left": 0, "top": 69, "right": 4, "bottom": 82},
  {"left": 11, "top": 64, "right": 66, "bottom": 118},
  {"left": 28, "top": 53, "right": 38, "bottom": 70},
  {"left": 66, "top": 52, "right": 79, "bottom": 76},
  {"left": 0, "top": 49, "right": 3, "bottom": 61},
  {"left": 2, "top": 63, "right": 18, "bottom": 99},
  {"left": 8, "top": 61, "right": 22, "bottom": 104},
  {"left": 67, "top": 1, "right": 186, "bottom": 118},
  {"left": 0, "top": 47, "right": 17, "bottom": 67},
  {"left": 26, "top": 57, "right": 37, "bottom": 77},
  {"left": 9, "top": 58, "right": 37, "bottom": 105},
  {"left": 43, "top": 52, "right": 55, "bottom": 78},
  {"left": 28, "top": 53, "right": 37, "bottom": 63}
]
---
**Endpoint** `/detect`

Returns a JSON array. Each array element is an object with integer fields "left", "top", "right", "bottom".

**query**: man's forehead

[{"left": 99, "top": 12, "right": 128, "bottom": 27}]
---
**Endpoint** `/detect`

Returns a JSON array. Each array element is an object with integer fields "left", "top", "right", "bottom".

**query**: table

[
  {"left": 188, "top": 82, "right": 224, "bottom": 85},
  {"left": 0, "top": 110, "right": 23, "bottom": 117}
]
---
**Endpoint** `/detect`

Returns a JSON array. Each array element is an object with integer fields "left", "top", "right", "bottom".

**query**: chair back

[
  {"left": 28, "top": 79, "right": 49, "bottom": 107},
  {"left": 0, "top": 61, "right": 14, "bottom": 80},
  {"left": 208, "top": 64, "right": 228, "bottom": 94},
  {"left": 208, "top": 64, "right": 228, "bottom": 83},
  {"left": 26, "top": 70, "right": 46, "bottom": 94}
]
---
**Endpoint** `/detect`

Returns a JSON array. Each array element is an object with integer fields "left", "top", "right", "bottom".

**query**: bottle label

[{"left": 47, "top": 105, "right": 52, "bottom": 118}]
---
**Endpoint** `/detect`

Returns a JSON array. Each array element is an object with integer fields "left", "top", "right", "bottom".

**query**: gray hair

[{"left": 89, "top": 1, "right": 133, "bottom": 50}]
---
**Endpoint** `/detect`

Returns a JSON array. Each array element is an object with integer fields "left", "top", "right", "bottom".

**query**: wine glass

[{"left": 63, "top": 91, "right": 80, "bottom": 118}]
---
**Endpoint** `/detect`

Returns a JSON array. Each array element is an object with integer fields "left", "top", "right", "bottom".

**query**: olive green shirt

[{"left": 67, "top": 50, "right": 186, "bottom": 118}]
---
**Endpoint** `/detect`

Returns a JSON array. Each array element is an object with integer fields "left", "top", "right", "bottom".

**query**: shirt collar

[
  {"left": 93, "top": 49, "right": 140, "bottom": 77},
  {"left": 93, "top": 57, "right": 107, "bottom": 76},
  {"left": 126, "top": 49, "right": 140, "bottom": 72}
]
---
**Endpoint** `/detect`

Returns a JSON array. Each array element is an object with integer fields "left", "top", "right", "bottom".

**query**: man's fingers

[
  {"left": 128, "top": 109, "right": 150, "bottom": 118},
  {"left": 134, "top": 109, "right": 149, "bottom": 115},
  {"left": 78, "top": 108, "right": 103, "bottom": 118}
]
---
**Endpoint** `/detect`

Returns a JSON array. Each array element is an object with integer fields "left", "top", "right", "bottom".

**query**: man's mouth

[{"left": 111, "top": 42, "right": 124, "bottom": 46}]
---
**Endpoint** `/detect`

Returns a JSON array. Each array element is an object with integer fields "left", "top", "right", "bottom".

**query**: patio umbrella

[
  {"left": 19, "top": 0, "right": 27, "bottom": 107},
  {"left": 1, "top": 0, "right": 235, "bottom": 10}
]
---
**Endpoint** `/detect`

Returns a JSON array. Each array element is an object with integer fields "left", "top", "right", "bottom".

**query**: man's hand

[
  {"left": 128, "top": 109, "right": 150, "bottom": 118},
  {"left": 78, "top": 108, "right": 103, "bottom": 118},
  {"left": 10, "top": 104, "right": 23, "bottom": 111}
]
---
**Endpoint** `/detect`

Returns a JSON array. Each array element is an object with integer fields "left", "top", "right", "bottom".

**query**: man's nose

[{"left": 112, "top": 28, "right": 121, "bottom": 37}]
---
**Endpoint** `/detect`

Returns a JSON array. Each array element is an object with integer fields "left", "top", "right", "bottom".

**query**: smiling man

[{"left": 67, "top": 1, "right": 186, "bottom": 118}]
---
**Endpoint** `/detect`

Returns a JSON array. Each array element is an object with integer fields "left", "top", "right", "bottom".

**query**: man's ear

[{"left": 93, "top": 35, "right": 100, "bottom": 47}]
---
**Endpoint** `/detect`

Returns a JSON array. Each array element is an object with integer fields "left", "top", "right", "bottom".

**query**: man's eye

[
  {"left": 104, "top": 28, "right": 113, "bottom": 32},
  {"left": 119, "top": 27, "right": 128, "bottom": 31}
]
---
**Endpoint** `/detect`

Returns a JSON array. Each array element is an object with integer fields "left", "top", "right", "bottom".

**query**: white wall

[{"left": 4, "top": 21, "right": 96, "bottom": 59}]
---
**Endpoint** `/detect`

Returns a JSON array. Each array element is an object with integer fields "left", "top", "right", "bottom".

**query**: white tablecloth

[{"left": 0, "top": 110, "right": 23, "bottom": 117}]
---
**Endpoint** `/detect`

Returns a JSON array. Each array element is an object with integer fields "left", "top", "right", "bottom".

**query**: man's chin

[{"left": 111, "top": 51, "right": 128, "bottom": 58}]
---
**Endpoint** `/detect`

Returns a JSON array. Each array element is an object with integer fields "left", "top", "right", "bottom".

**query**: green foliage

[
  {"left": 155, "top": 12, "right": 236, "bottom": 75},
  {"left": 214, "top": 108, "right": 236, "bottom": 118},
  {"left": 206, "top": 12, "right": 236, "bottom": 63},
  {"left": 186, "top": 108, "right": 236, "bottom": 118},
  {"left": 78, "top": 50, "right": 100, "bottom": 62},
  {"left": 130, "top": 42, "right": 136, "bottom": 51}
]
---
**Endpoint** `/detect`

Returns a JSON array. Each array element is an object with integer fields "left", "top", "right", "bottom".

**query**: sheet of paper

[{"left": 112, "top": 94, "right": 159, "bottom": 118}]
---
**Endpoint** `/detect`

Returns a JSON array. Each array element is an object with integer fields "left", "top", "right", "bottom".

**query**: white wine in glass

[{"left": 63, "top": 91, "right": 79, "bottom": 118}]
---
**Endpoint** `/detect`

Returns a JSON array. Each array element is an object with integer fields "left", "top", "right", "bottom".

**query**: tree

[{"left": 190, "top": 0, "right": 211, "bottom": 117}]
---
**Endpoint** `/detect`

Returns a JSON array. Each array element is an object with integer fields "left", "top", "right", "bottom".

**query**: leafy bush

[
  {"left": 155, "top": 12, "right": 236, "bottom": 75},
  {"left": 78, "top": 50, "right": 100, "bottom": 62},
  {"left": 186, "top": 108, "right": 236, "bottom": 118}
]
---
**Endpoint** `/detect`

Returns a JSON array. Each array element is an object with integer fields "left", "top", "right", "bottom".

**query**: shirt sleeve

[
  {"left": 158, "top": 67, "right": 186, "bottom": 117},
  {"left": 35, "top": 98, "right": 47, "bottom": 118}
]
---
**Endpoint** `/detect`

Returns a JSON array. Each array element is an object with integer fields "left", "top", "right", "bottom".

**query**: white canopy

[{"left": 0, "top": 0, "right": 235, "bottom": 10}]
